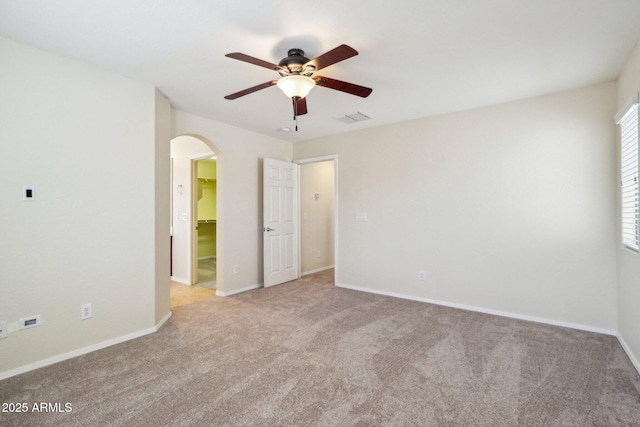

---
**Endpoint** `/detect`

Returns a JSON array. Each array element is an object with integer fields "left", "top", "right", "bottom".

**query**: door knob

[{"left": 264, "top": 227, "right": 275, "bottom": 232}]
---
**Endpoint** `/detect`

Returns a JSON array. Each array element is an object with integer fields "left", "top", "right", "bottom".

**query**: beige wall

[
  {"left": 616, "top": 40, "right": 640, "bottom": 370},
  {"left": 0, "top": 32, "right": 631, "bottom": 379},
  {"left": 172, "top": 110, "right": 292, "bottom": 295},
  {"left": 300, "top": 161, "right": 335, "bottom": 274},
  {"left": 294, "top": 82, "right": 618, "bottom": 332},
  {"left": 0, "top": 37, "right": 163, "bottom": 376},
  {"left": 154, "top": 89, "right": 172, "bottom": 326}
]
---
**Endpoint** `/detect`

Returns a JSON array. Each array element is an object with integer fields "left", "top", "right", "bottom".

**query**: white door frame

[{"left": 294, "top": 155, "right": 339, "bottom": 285}]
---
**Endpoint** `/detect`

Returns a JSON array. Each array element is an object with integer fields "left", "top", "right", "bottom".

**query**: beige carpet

[{"left": 2, "top": 269, "right": 640, "bottom": 426}]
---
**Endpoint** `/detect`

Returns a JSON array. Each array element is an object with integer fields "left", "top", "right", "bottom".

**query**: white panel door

[{"left": 263, "top": 158, "right": 299, "bottom": 287}]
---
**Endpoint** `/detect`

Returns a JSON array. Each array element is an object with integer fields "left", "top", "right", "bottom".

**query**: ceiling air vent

[{"left": 332, "top": 111, "right": 371, "bottom": 124}]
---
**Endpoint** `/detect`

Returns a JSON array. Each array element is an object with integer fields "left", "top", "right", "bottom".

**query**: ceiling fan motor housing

[{"left": 278, "top": 49, "right": 313, "bottom": 76}]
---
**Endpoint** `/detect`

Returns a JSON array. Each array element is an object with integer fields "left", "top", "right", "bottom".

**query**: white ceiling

[{"left": 2, "top": 0, "right": 640, "bottom": 142}]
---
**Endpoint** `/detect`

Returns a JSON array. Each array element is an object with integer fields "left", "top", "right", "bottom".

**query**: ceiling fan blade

[
  {"left": 224, "top": 80, "right": 277, "bottom": 100},
  {"left": 225, "top": 52, "right": 279, "bottom": 71},
  {"left": 293, "top": 97, "right": 308, "bottom": 116},
  {"left": 305, "top": 44, "right": 358, "bottom": 71},
  {"left": 315, "top": 76, "right": 372, "bottom": 98}
]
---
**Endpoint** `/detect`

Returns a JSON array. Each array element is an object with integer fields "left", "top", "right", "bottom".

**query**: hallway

[{"left": 170, "top": 282, "right": 216, "bottom": 309}]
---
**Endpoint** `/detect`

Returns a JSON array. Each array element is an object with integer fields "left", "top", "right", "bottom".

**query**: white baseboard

[
  {"left": 617, "top": 334, "right": 640, "bottom": 375},
  {"left": 156, "top": 311, "right": 173, "bottom": 330},
  {"left": 0, "top": 312, "right": 172, "bottom": 381},
  {"left": 335, "top": 282, "right": 617, "bottom": 336},
  {"left": 170, "top": 276, "right": 190, "bottom": 285},
  {"left": 216, "top": 283, "right": 263, "bottom": 297},
  {"left": 302, "top": 265, "right": 335, "bottom": 276}
]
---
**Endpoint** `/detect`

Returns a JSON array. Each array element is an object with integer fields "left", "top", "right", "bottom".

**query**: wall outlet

[
  {"left": 233, "top": 265, "right": 239, "bottom": 274},
  {"left": 316, "top": 250, "right": 321, "bottom": 258},
  {"left": 81, "top": 303, "right": 93, "bottom": 320},
  {"left": 0, "top": 321, "right": 7, "bottom": 339},
  {"left": 19, "top": 315, "right": 41, "bottom": 330},
  {"left": 418, "top": 270, "right": 426, "bottom": 281}
]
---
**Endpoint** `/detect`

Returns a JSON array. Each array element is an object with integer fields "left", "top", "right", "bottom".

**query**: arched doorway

[{"left": 170, "top": 134, "right": 224, "bottom": 305}]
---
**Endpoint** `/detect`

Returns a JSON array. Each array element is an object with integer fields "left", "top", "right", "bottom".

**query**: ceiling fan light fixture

[{"left": 277, "top": 75, "right": 315, "bottom": 99}]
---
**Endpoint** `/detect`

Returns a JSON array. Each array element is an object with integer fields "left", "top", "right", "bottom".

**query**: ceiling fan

[{"left": 224, "top": 44, "right": 372, "bottom": 130}]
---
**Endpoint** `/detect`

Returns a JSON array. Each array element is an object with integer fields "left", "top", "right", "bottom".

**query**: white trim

[
  {"left": 295, "top": 155, "right": 339, "bottom": 164},
  {"left": 215, "top": 283, "right": 262, "bottom": 297},
  {"left": 335, "top": 282, "right": 617, "bottom": 336},
  {"left": 301, "top": 265, "right": 335, "bottom": 276},
  {"left": 617, "top": 334, "right": 640, "bottom": 375},
  {"left": 188, "top": 151, "right": 216, "bottom": 160},
  {"left": 618, "top": 99, "right": 639, "bottom": 251},
  {"left": 615, "top": 92, "right": 639, "bottom": 123},
  {"left": 294, "top": 155, "right": 339, "bottom": 288},
  {"left": 170, "top": 275, "right": 190, "bottom": 285},
  {"left": 296, "top": 166, "right": 302, "bottom": 279},
  {"left": 156, "top": 311, "right": 173, "bottom": 330},
  {"left": 0, "top": 314, "right": 172, "bottom": 381}
]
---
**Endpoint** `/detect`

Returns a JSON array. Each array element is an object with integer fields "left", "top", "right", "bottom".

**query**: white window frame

[{"left": 616, "top": 93, "right": 639, "bottom": 252}]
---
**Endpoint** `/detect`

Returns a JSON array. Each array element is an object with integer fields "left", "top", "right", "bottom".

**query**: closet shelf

[
  {"left": 198, "top": 219, "right": 217, "bottom": 223},
  {"left": 198, "top": 177, "right": 216, "bottom": 183}
]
